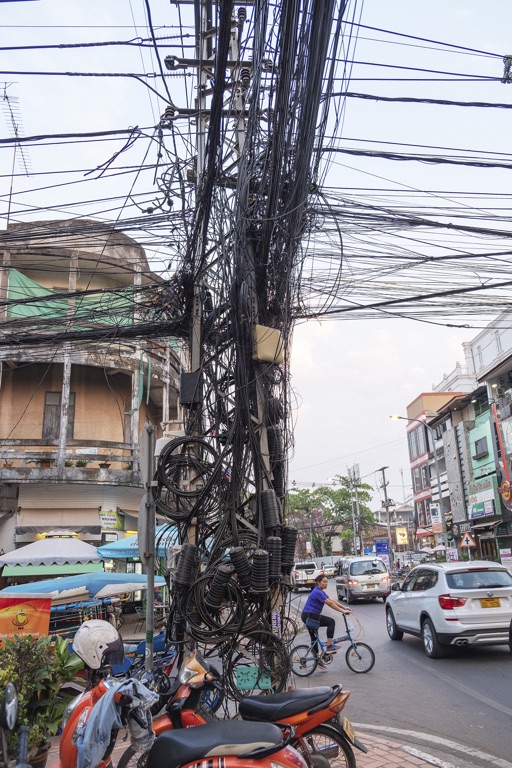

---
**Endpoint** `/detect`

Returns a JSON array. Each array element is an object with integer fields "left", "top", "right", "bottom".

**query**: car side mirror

[{"left": 391, "top": 582, "right": 401, "bottom": 592}]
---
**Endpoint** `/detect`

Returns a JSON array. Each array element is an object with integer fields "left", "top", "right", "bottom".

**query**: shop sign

[
  {"left": 499, "top": 548, "right": 512, "bottom": 569},
  {"left": 99, "top": 509, "right": 125, "bottom": 530},
  {"left": 429, "top": 503, "right": 443, "bottom": 533},
  {"left": 0, "top": 595, "right": 51, "bottom": 644},
  {"left": 395, "top": 527, "right": 408, "bottom": 545},
  {"left": 468, "top": 476, "right": 500, "bottom": 519}
]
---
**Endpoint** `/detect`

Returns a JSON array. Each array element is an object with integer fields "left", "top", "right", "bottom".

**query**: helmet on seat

[{"left": 72, "top": 619, "right": 124, "bottom": 669}]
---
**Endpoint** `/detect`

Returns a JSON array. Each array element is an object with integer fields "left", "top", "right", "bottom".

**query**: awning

[
  {"left": 416, "top": 528, "right": 433, "bottom": 538},
  {"left": 1, "top": 562, "right": 103, "bottom": 577},
  {"left": 470, "top": 520, "right": 500, "bottom": 531}
]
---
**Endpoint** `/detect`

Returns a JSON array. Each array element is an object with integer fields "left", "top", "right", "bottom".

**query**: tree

[{"left": 286, "top": 476, "right": 375, "bottom": 557}]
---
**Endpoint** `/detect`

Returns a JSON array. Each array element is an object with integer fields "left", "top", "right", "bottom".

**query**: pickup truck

[{"left": 291, "top": 561, "right": 321, "bottom": 591}]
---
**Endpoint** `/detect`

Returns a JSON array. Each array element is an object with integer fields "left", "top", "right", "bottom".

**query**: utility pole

[
  {"left": 347, "top": 465, "right": 359, "bottom": 556},
  {"left": 379, "top": 466, "right": 395, "bottom": 570}
]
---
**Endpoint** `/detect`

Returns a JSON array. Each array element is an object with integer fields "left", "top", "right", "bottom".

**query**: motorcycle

[
  {"left": 55, "top": 657, "right": 304, "bottom": 768},
  {"left": 53, "top": 623, "right": 223, "bottom": 768},
  {"left": 1, "top": 682, "right": 30, "bottom": 768},
  {"left": 117, "top": 650, "right": 366, "bottom": 768},
  {"left": 146, "top": 722, "right": 307, "bottom": 768}
]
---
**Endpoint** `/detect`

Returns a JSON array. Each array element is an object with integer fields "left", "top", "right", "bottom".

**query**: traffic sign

[{"left": 460, "top": 532, "right": 476, "bottom": 548}]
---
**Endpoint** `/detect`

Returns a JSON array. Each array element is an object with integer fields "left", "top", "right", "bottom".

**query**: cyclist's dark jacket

[{"left": 303, "top": 585, "right": 328, "bottom": 616}]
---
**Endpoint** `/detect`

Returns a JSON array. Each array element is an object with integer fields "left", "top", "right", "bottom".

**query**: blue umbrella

[
  {"left": 97, "top": 524, "right": 177, "bottom": 560},
  {"left": 0, "top": 572, "right": 165, "bottom": 600}
]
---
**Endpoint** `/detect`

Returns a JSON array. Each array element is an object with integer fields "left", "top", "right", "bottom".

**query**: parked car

[
  {"left": 291, "top": 561, "right": 321, "bottom": 591},
  {"left": 336, "top": 556, "right": 391, "bottom": 603},
  {"left": 385, "top": 560, "right": 512, "bottom": 658},
  {"left": 312, "top": 558, "right": 336, "bottom": 578}
]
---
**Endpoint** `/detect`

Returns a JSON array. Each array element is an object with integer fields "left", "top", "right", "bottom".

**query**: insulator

[
  {"left": 250, "top": 550, "right": 269, "bottom": 592},
  {"left": 272, "top": 462, "right": 285, "bottom": 501},
  {"left": 267, "top": 425, "right": 284, "bottom": 466},
  {"left": 267, "top": 537, "right": 282, "bottom": 580},
  {"left": 239, "top": 67, "right": 251, "bottom": 88},
  {"left": 237, "top": 7, "right": 246, "bottom": 22},
  {"left": 204, "top": 565, "right": 235, "bottom": 610},
  {"left": 262, "top": 59, "right": 273, "bottom": 72},
  {"left": 174, "top": 543, "right": 197, "bottom": 586},
  {"left": 261, "top": 488, "right": 282, "bottom": 533},
  {"left": 267, "top": 397, "right": 284, "bottom": 426},
  {"left": 164, "top": 106, "right": 176, "bottom": 120},
  {"left": 186, "top": 168, "right": 197, "bottom": 182},
  {"left": 230, "top": 546, "right": 252, "bottom": 588},
  {"left": 281, "top": 526, "right": 298, "bottom": 566}
]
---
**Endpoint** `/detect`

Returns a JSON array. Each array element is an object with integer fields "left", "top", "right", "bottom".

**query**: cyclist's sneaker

[
  {"left": 317, "top": 662, "right": 328, "bottom": 671},
  {"left": 325, "top": 644, "right": 342, "bottom": 653}
]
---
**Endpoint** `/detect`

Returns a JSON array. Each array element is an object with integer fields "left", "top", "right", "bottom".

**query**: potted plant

[
  {"left": 0, "top": 635, "right": 84, "bottom": 767},
  {"left": 64, "top": 459, "right": 75, "bottom": 467},
  {"left": 75, "top": 459, "right": 88, "bottom": 468}
]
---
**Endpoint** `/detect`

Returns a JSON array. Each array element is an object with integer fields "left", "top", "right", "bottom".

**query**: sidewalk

[{"left": 47, "top": 729, "right": 448, "bottom": 768}]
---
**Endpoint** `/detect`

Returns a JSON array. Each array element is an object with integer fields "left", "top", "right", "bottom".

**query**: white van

[{"left": 335, "top": 556, "right": 391, "bottom": 603}]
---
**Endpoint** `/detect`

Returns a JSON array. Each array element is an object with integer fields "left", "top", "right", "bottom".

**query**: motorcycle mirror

[{"left": 0, "top": 683, "right": 18, "bottom": 731}]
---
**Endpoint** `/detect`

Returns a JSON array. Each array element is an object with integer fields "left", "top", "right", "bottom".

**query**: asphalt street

[{"left": 287, "top": 579, "right": 512, "bottom": 768}]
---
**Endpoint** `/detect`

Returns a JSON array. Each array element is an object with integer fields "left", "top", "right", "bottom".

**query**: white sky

[{"left": 1, "top": 1, "right": 512, "bottom": 509}]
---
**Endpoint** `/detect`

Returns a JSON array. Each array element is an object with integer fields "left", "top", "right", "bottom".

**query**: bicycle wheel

[
  {"left": 290, "top": 644, "right": 317, "bottom": 677},
  {"left": 293, "top": 724, "right": 356, "bottom": 768},
  {"left": 116, "top": 747, "right": 148, "bottom": 768},
  {"left": 345, "top": 642, "right": 375, "bottom": 673}
]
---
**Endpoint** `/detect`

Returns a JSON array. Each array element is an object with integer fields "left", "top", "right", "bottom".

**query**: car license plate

[
  {"left": 366, "top": 584, "right": 376, "bottom": 589},
  {"left": 480, "top": 597, "right": 500, "bottom": 608},
  {"left": 342, "top": 716, "right": 355, "bottom": 744},
  {"left": 307, "top": 579, "right": 314, "bottom": 583}
]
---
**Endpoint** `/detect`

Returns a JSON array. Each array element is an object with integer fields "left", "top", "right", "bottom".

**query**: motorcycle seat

[
  {"left": 239, "top": 686, "right": 334, "bottom": 721},
  {"left": 147, "top": 721, "right": 284, "bottom": 768}
]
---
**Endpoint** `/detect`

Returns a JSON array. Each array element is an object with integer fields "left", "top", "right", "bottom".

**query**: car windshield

[
  {"left": 446, "top": 569, "right": 512, "bottom": 589},
  {"left": 350, "top": 560, "right": 387, "bottom": 576}
]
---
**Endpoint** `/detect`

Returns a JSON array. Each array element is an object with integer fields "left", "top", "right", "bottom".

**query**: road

[{"left": 287, "top": 581, "right": 512, "bottom": 764}]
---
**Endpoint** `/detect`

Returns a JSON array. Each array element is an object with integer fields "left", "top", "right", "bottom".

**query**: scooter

[
  {"left": 54, "top": 647, "right": 224, "bottom": 768},
  {"left": 146, "top": 722, "right": 307, "bottom": 768},
  {"left": 117, "top": 650, "right": 366, "bottom": 768},
  {"left": 55, "top": 666, "right": 304, "bottom": 768}
]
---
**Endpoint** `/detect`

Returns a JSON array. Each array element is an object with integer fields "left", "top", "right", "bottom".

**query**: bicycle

[{"left": 290, "top": 613, "right": 375, "bottom": 675}]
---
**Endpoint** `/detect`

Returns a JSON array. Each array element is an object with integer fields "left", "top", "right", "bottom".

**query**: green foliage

[
  {"left": 286, "top": 476, "right": 376, "bottom": 557},
  {"left": 0, "top": 634, "right": 84, "bottom": 757}
]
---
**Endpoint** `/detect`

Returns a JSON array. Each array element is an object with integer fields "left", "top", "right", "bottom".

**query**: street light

[{"left": 390, "top": 415, "right": 445, "bottom": 541}]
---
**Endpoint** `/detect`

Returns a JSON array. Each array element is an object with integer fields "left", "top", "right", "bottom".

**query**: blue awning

[{"left": 97, "top": 524, "right": 177, "bottom": 560}]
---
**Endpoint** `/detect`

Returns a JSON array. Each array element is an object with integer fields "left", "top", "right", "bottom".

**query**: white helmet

[{"left": 72, "top": 620, "right": 124, "bottom": 669}]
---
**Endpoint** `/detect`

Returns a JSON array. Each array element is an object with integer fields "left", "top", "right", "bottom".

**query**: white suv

[
  {"left": 385, "top": 560, "right": 512, "bottom": 658},
  {"left": 291, "top": 561, "right": 321, "bottom": 591}
]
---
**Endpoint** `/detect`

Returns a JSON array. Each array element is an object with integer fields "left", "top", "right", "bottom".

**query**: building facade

[
  {"left": 403, "top": 314, "right": 512, "bottom": 566},
  {"left": 0, "top": 220, "right": 181, "bottom": 579}
]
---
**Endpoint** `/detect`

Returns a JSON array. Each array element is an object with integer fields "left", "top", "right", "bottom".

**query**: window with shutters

[{"left": 43, "top": 392, "right": 75, "bottom": 441}]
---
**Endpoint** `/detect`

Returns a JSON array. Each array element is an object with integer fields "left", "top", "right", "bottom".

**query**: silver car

[
  {"left": 385, "top": 560, "right": 512, "bottom": 658},
  {"left": 336, "top": 556, "right": 391, "bottom": 603}
]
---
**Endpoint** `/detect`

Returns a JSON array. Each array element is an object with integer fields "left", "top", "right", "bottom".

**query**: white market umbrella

[{"left": 0, "top": 535, "right": 101, "bottom": 567}]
